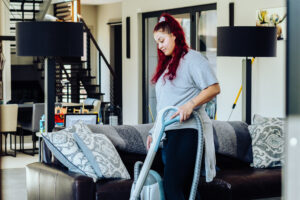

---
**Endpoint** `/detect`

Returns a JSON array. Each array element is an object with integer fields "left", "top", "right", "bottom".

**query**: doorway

[{"left": 110, "top": 23, "right": 123, "bottom": 123}]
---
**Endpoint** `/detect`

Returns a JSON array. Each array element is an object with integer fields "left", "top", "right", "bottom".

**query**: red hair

[{"left": 151, "top": 13, "right": 189, "bottom": 84}]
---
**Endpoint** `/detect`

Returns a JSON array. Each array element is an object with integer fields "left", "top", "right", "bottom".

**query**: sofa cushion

[
  {"left": 87, "top": 124, "right": 153, "bottom": 154},
  {"left": 213, "top": 168, "right": 282, "bottom": 199},
  {"left": 42, "top": 121, "right": 98, "bottom": 180},
  {"left": 248, "top": 114, "right": 285, "bottom": 168},
  {"left": 93, "top": 166, "right": 281, "bottom": 200},
  {"left": 212, "top": 120, "right": 253, "bottom": 163},
  {"left": 96, "top": 179, "right": 134, "bottom": 200},
  {"left": 74, "top": 132, "right": 130, "bottom": 179}
]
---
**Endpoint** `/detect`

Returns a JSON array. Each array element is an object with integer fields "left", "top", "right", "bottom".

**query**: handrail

[
  {"left": 59, "top": 61, "right": 71, "bottom": 81},
  {"left": 78, "top": 15, "right": 116, "bottom": 79}
]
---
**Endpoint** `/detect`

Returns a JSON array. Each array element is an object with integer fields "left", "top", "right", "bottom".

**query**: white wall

[
  {"left": 96, "top": 2, "right": 122, "bottom": 102},
  {"left": 0, "top": 0, "right": 11, "bottom": 103},
  {"left": 217, "top": 0, "right": 286, "bottom": 121},
  {"left": 121, "top": 0, "right": 286, "bottom": 124}
]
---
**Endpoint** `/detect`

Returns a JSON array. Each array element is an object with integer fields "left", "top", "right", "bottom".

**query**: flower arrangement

[{"left": 256, "top": 10, "right": 286, "bottom": 40}]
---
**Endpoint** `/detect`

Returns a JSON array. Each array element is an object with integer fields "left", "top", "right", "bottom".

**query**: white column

[{"left": 0, "top": 0, "right": 11, "bottom": 103}]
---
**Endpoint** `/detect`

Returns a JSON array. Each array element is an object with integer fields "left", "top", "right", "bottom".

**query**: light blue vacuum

[{"left": 130, "top": 106, "right": 204, "bottom": 200}]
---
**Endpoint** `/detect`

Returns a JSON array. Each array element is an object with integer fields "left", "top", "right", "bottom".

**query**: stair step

[
  {"left": 10, "top": 0, "right": 43, "bottom": 3},
  {"left": 57, "top": 57, "right": 84, "bottom": 64},
  {"left": 0, "top": 36, "right": 15, "bottom": 41},
  {"left": 55, "top": 85, "right": 94, "bottom": 89},
  {"left": 10, "top": 18, "right": 35, "bottom": 21},
  {"left": 60, "top": 97, "right": 88, "bottom": 100},
  {"left": 10, "top": 9, "right": 39, "bottom": 12},
  {"left": 11, "top": 64, "right": 35, "bottom": 67},
  {"left": 83, "top": 84, "right": 100, "bottom": 88},
  {"left": 66, "top": 76, "right": 96, "bottom": 80},
  {"left": 57, "top": 92, "right": 104, "bottom": 96}
]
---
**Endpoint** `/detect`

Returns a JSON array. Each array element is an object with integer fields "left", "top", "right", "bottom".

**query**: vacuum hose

[{"left": 189, "top": 111, "right": 204, "bottom": 200}]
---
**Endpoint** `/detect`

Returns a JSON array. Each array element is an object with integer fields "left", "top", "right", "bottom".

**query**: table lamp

[
  {"left": 16, "top": 22, "right": 83, "bottom": 132},
  {"left": 217, "top": 26, "right": 277, "bottom": 124}
]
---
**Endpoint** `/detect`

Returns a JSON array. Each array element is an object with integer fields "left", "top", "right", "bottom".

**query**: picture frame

[{"left": 64, "top": 113, "right": 98, "bottom": 128}]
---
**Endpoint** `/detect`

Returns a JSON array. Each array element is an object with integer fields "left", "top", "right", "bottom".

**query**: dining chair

[
  {"left": 84, "top": 98, "right": 101, "bottom": 113},
  {"left": 20, "top": 103, "right": 44, "bottom": 156},
  {"left": 0, "top": 104, "right": 18, "bottom": 157}
]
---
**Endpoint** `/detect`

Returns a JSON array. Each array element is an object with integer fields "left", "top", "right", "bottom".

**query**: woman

[{"left": 146, "top": 13, "right": 220, "bottom": 200}]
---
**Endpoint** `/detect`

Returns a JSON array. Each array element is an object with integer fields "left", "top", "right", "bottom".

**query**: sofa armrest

[{"left": 26, "top": 162, "right": 95, "bottom": 200}]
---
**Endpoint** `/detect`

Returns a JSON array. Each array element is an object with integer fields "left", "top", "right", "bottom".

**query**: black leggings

[{"left": 162, "top": 128, "right": 199, "bottom": 200}]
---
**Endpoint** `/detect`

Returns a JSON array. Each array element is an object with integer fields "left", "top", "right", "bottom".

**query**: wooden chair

[{"left": 0, "top": 104, "right": 18, "bottom": 157}]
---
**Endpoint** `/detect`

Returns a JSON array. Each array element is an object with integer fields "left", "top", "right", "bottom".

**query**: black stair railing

[
  {"left": 79, "top": 16, "right": 117, "bottom": 105},
  {"left": 79, "top": 16, "right": 116, "bottom": 79}
]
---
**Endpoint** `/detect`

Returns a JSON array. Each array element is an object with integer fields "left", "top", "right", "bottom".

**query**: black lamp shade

[
  {"left": 217, "top": 26, "right": 277, "bottom": 57},
  {"left": 16, "top": 22, "right": 83, "bottom": 57}
]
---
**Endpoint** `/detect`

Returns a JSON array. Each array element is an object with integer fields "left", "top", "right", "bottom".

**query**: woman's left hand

[{"left": 170, "top": 101, "right": 195, "bottom": 122}]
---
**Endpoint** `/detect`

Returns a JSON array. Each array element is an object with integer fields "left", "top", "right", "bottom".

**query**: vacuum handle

[{"left": 164, "top": 115, "right": 180, "bottom": 126}]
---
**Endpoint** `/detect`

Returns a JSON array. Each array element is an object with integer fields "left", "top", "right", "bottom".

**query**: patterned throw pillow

[
  {"left": 74, "top": 131, "right": 130, "bottom": 179},
  {"left": 42, "top": 121, "right": 98, "bottom": 180},
  {"left": 248, "top": 114, "right": 285, "bottom": 168}
]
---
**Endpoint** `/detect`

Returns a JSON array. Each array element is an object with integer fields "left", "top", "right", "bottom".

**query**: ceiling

[
  {"left": 51, "top": 0, "right": 122, "bottom": 5},
  {"left": 81, "top": 0, "right": 122, "bottom": 5}
]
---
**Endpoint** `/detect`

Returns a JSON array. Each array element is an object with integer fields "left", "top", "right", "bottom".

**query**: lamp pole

[
  {"left": 44, "top": 58, "right": 56, "bottom": 132},
  {"left": 242, "top": 58, "right": 252, "bottom": 125}
]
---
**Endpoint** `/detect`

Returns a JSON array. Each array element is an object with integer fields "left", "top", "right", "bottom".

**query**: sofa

[{"left": 26, "top": 121, "right": 282, "bottom": 200}]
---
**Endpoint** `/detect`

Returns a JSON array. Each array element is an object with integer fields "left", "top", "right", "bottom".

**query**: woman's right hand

[{"left": 146, "top": 135, "right": 153, "bottom": 150}]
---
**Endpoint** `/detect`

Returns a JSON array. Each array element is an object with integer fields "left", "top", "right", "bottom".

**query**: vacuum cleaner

[{"left": 130, "top": 106, "right": 204, "bottom": 200}]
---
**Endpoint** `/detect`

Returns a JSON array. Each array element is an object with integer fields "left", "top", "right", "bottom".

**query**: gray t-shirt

[{"left": 154, "top": 49, "right": 218, "bottom": 131}]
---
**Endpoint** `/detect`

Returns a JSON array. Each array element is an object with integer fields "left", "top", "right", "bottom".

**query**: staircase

[
  {"left": 8, "top": 0, "right": 105, "bottom": 104},
  {"left": 55, "top": 58, "right": 103, "bottom": 103},
  {"left": 9, "top": 0, "right": 42, "bottom": 54}
]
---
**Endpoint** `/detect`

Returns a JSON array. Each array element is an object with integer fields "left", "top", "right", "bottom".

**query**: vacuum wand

[
  {"left": 130, "top": 108, "right": 180, "bottom": 200},
  {"left": 130, "top": 106, "right": 204, "bottom": 200}
]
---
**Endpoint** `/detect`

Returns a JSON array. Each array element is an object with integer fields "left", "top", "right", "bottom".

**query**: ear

[{"left": 171, "top": 33, "right": 176, "bottom": 41}]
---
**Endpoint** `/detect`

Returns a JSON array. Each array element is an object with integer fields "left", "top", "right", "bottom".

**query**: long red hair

[{"left": 151, "top": 13, "right": 189, "bottom": 84}]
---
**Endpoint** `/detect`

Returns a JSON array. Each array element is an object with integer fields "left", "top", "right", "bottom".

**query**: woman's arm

[{"left": 171, "top": 83, "right": 220, "bottom": 122}]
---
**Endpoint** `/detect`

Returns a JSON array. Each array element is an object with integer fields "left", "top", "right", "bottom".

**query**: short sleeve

[{"left": 189, "top": 53, "right": 218, "bottom": 90}]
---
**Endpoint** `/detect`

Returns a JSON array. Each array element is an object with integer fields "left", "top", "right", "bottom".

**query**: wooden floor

[
  {"left": 1, "top": 148, "right": 38, "bottom": 200},
  {"left": 1, "top": 168, "right": 27, "bottom": 200}
]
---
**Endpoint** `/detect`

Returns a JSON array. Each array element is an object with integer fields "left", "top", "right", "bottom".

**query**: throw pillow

[
  {"left": 248, "top": 114, "right": 285, "bottom": 168},
  {"left": 42, "top": 121, "right": 98, "bottom": 180},
  {"left": 212, "top": 120, "right": 253, "bottom": 163},
  {"left": 73, "top": 131, "right": 130, "bottom": 179},
  {"left": 87, "top": 123, "right": 153, "bottom": 154}
]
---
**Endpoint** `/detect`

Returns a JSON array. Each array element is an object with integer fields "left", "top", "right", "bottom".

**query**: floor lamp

[
  {"left": 217, "top": 26, "right": 277, "bottom": 124},
  {"left": 16, "top": 22, "right": 83, "bottom": 133}
]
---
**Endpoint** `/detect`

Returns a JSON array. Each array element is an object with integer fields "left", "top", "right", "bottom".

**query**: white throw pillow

[
  {"left": 248, "top": 114, "right": 285, "bottom": 168},
  {"left": 42, "top": 121, "right": 98, "bottom": 180},
  {"left": 74, "top": 131, "right": 130, "bottom": 179}
]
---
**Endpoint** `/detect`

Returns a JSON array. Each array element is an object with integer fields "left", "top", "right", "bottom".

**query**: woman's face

[{"left": 153, "top": 30, "right": 176, "bottom": 56}]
